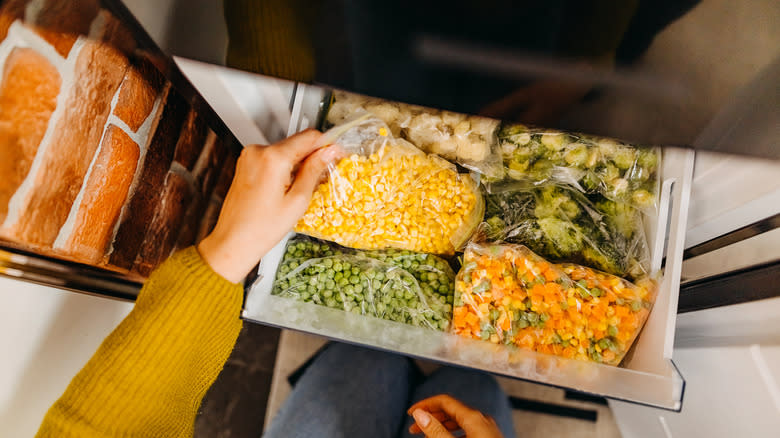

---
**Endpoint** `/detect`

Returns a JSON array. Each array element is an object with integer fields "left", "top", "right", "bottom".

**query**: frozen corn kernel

[{"left": 295, "top": 144, "right": 482, "bottom": 255}]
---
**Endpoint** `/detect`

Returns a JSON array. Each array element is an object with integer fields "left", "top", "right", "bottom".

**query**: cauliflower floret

[
  {"left": 441, "top": 111, "right": 466, "bottom": 126},
  {"left": 326, "top": 100, "right": 364, "bottom": 124},
  {"left": 468, "top": 116, "right": 499, "bottom": 138},
  {"left": 365, "top": 102, "right": 400, "bottom": 125},
  {"left": 429, "top": 139, "right": 458, "bottom": 157},
  {"left": 456, "top": 137, "right": 489, "bottom": 162},
  {"left": 407, "top": 113, "right": 444, "bottom": 147},
  {"left": 453, "top": 120, "right": 471, "bottom": 136}
]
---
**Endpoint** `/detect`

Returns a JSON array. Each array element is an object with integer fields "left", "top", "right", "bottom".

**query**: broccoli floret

[
  {"left": 613, "top": 147, "right": 638, "bottom": 170},
  {"left": 564, "top": 143, "right": 589, "bottom": 166},
  {"left": 637, "top": 149, "right": 659, "bottom": 171},
  {"left": 538, "top": 217, "right": 583, "bottom": 257}
]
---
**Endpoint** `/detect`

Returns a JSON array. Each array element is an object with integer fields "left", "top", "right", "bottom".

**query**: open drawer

[{"left": 242, "top": 85, "right": 695, "bottom": 411}]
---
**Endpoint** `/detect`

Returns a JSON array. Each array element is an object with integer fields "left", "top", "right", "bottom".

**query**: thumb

[
  {"left": 413, "top": 409, "right": 455, "bottom": 438},
  {"left": 286, "top": 145, "right": 342, "bottom": 208}
]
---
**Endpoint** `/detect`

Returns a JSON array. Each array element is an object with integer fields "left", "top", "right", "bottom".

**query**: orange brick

[
  {"left": 113, "top": 60, "right": 166, "bottom": 132},
  {"left": 0, "top": 48, "right": 61, "bottom": 223},
  {"left": 109, "top": 90, "right": 189, "bottom": 270},
  {"left": 5, "top": 41, "right": 128, "bottom": 246},
  {"left": 60, "top": 125, "right": 139, "bottom": 264},
  {"left": 32, "top": 0, "right": 100, "bottom": 57}
]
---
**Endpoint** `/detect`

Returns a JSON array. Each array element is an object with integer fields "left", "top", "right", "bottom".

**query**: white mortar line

[
  {"left": 105, "top": 84, "right": 169, "bottom": 258},
  {"left": 2, "top": 23, "right": 80, "bottom": 231},
  {"left": 53, "top": 79, "right": 126, "bottom": 249},
  {"left": 191, "top": 130, "right": 217, "bottom": 179}
]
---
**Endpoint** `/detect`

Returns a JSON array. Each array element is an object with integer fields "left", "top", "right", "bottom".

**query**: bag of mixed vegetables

[
  {"left": 272, "top": 236, "right": 455, "bottom": 330},
  {"left": 493, "top": 124, "right": 661, "bottom": 210},
  {"left": 482, "top": 183, "right": 650, "bottom": 280},
  {"left": 325, "top": 90, "right": 504, "bottom": 178},
  {"left": 296, "top": 113, "right": 484, "bottom": 255},
  {"left": 451, "top": 242, "right": 656, "bottom": 365}
]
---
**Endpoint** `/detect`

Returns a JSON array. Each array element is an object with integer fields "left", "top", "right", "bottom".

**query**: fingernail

[
  {"left": 321, "top": 145, "right": 341, "bottom": 160},
  {"left": 413, "top": 409, "right": 431, "bottom": 428}
]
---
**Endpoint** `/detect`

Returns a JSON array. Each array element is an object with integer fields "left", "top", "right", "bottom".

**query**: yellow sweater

[{"left": 36, "top": 247, "right": 244, "bottom": 437}]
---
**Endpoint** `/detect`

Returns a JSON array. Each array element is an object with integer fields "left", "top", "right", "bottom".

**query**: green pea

[
  {"left": 372, "top": 280, "right": 382, "bottom": 290},
  {"left": 349, "top": 275, "right": 360, "bottom": 285},
  {"left": 354, "top": 284, "right": 364, "bottom": 294},
  {"left": 631, "top": 300, "right": 642, "bottom": 312},
  {"left": 590, "top": 288, "right": 602, "bottom": 297},
  {"left": 301, "top": 292, "right": 311, "bottom": 301},
  {"left": 608, "top": 325, "right": 619, "bottom": 337},
  {"left": 351, "top": 267, "right": 360, "bottom": 275}
]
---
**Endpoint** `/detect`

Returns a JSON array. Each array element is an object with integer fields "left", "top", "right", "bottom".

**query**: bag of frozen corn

[
  {"left": 273, "top": 235, "right": 455, "bottom": 330},
  {"left": 493, "top": 124, "right": 661, "bottom": 211},
  {"left": 324, "top": 90, "right": 504, "bottom": 179},
  {"left": 452, "top": 242, "right": 656, "bottom": 366},
  {"left": 295, "top": 114, "right": 484, "bottom": 255}
]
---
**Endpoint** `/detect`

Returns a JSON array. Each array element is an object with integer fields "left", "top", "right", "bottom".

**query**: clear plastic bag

[
  {"left": 452, "top": 242, "right": 656, "bottom": 366},
  {"left": 272, "top": 235, "right": 455, "bottom": 330},
  {"left": 482, "top": 183, "right": 650, "bottom": 280},
  {"left": 296, "top": 114, "right": 484, "bottom": 255},
  {"left": 325, "top": 90, "right": 504, "bottom": 178},
  {"left": 493, "top": 124, "right": 661, "bottom": 211}
]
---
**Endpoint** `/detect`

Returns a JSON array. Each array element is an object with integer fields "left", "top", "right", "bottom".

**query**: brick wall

[{"left": 0, "top": 0, "right": 236, "bottom": 280}]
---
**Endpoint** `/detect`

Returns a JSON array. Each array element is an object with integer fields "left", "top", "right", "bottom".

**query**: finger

[
  {"left": 409, "top": 420, "right": 459, "bottom": 434},
  {"left": 408, "top": 395, "right": 476, "bottom": 426},
  {"left": 285, "top": 145, "right": 342, "bottom": 209},
  {"left": 412, "top": 409, "right": 455, "bottom": 438},
  {"left": 271, "top": 129, "right": 326, "bottom": 163}
]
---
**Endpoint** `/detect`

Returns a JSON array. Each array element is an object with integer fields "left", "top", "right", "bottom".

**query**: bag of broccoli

[
  {"left": 272, "top": 235, "right": 455, "bottom": 331},
  {"left": 325, "top": 90, "right": 504, "bottom": 179},
  {"left": 492, "top": 124, "right": 661, "bottom": 211},
  {"left": 481, "top": 183, "right": 650, "bottom": 280}
]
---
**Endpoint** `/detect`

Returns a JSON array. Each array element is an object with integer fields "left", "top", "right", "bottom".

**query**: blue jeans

[{"left": 264, "top": 342, "right": 515, "bottom": 438}]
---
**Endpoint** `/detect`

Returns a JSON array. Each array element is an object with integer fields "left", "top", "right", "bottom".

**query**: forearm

[{"left": 36, "top": 247, "right": 244, "bottom": 438}]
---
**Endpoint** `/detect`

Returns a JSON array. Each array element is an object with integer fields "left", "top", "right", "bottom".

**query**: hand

[
  {"left": 198, "top": 129, "right": 341, "bottom": 283},
  {"left": 408, "top": 395, "right": 504, "bottom": 438}
]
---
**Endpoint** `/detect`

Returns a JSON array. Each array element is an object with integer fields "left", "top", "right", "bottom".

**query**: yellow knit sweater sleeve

[{"left": 36, "top": 247, "right": 244, "bottom": 438}]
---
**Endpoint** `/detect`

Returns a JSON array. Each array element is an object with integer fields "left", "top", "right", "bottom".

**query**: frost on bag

[
  {"left": 493, "top": 124, "right": 661, "bottom": 210},
  {"left": 451, "top": 243, "right": 656, "bottom": 366},
  {"left": 325, "top": 90, "right": 504, "bottom": 178},
  {"left": 482, "top": 184, "right": 650, "bottom": 280},
  {"left": 272, "top": 236, "right": 455, "bottom": 330},
  {"left": 295, "top": 114, "right": 484, "bottom": 255}
]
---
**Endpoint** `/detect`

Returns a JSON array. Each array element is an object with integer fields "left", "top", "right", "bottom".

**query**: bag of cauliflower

[
  {"left": 295, "top": 113, "right": 484, "bottom": 255},
  {"left": 324, "top": 90, "right": 504, "bottom": 179}
]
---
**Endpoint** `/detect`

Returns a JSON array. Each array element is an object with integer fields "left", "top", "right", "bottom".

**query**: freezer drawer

[{"left": 242, "top": 85, "right": 694, "bottom": 411}]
